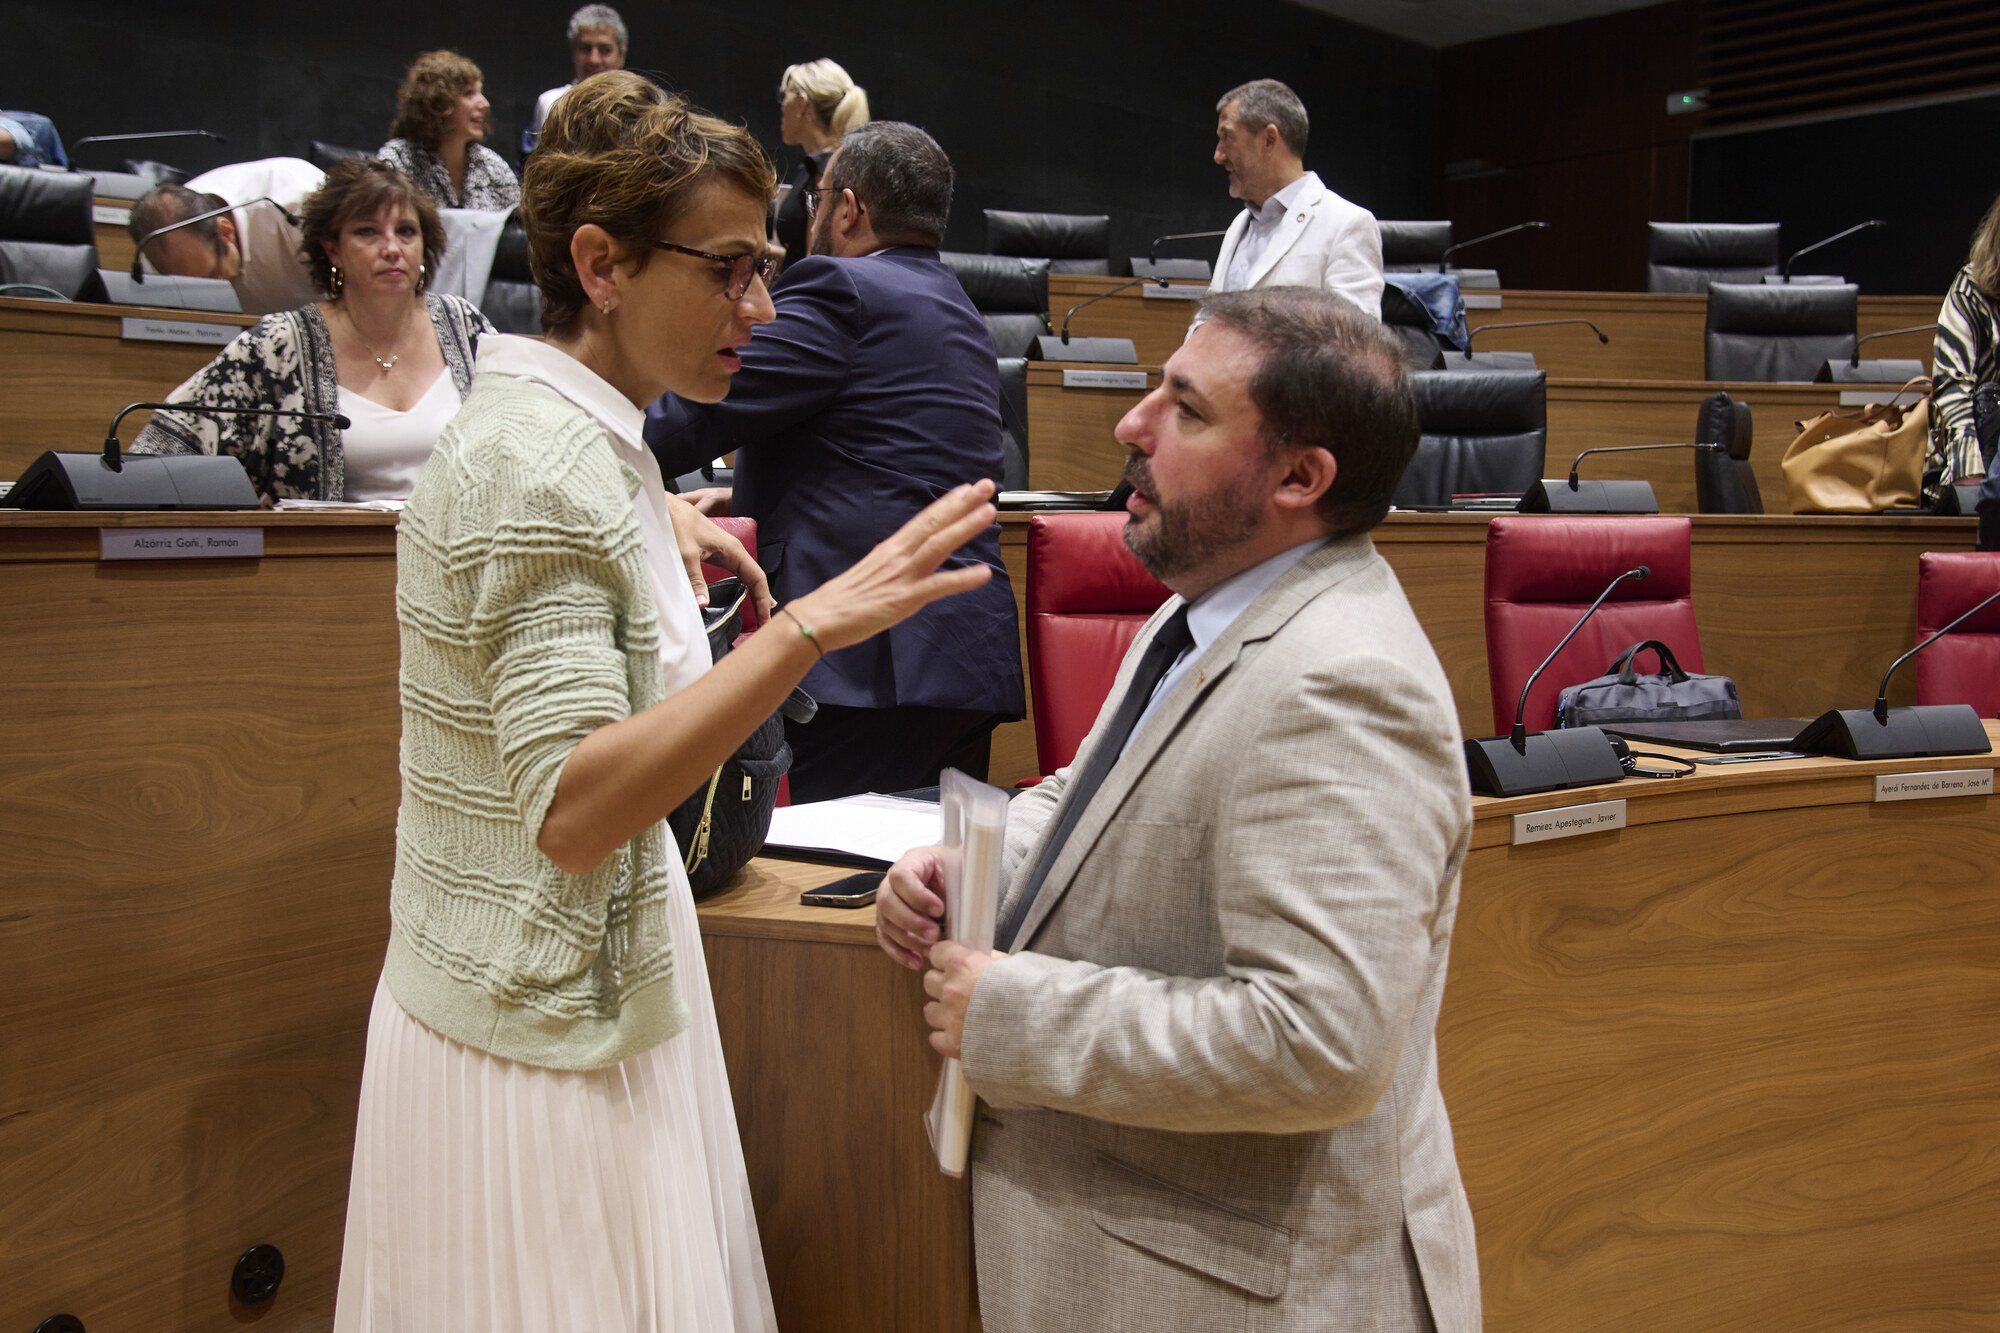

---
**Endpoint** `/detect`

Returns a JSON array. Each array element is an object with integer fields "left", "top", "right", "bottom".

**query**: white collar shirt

[
  {"left": 473, "top": 334, "right": 709, "bottom": 695},
  {"left": 1224, "top": 170, "right": 1320, "bottom": 291},
  {"left": 1128, "top": 536, "right": 1328, "bottom": 744}
]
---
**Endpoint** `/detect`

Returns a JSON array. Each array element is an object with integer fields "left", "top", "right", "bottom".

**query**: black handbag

[
  {"left": 1555, "top": 640, "right": 1741, "bottom": 728},
  {"left": 666, "top": 580, "right": 816, "bottom": 898}
]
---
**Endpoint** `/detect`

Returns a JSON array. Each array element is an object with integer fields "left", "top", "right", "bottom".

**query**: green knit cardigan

[{"left": 384, "top": 370, "right": 688, "bottom": 1070}]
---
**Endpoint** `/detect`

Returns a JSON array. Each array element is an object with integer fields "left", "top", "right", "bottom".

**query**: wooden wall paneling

[
  {"left": 1046, "top": 276, "right": 1201, "bottom": 366},
  {"left": 1024, "top": 363, "right": 1154, "bottom": 492},
  {"left": 94, "top": 196, "right": 137, "bottom": 274}
]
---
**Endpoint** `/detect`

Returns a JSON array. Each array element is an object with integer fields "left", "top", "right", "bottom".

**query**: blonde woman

[
  {"left": 771, "top": 58, "right": 869, "bottom": 260},
  {"left": 1931, "top": 191, "right": 2000, "bottom": 503},
  {"left": 333, "top": 71, "right": 996, "bottom": 1329}
]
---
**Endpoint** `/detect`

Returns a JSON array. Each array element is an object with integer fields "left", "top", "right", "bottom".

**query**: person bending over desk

[
  {"left": 128, "top": 157, "right": 325, "bottom": 314},
  {"left": 379, "top": 49, "right": 520, "bottom": 211},
  {"left": 130, "top": 159, "right": 492, "bottom": 504}
]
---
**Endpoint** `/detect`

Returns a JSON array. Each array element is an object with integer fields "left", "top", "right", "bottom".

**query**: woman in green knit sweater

[{"left": 334, "top": 72, "right": 999, "bottom": 1330}]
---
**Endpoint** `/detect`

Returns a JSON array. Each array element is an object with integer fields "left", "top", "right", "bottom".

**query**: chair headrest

[
  {"left": 1379, "top": 219, "right": 1451, "bottom": 267},
  {"left": 1705, "top": 281, "right": 1858, "bottom": 335},
  {"left": 1647, "top": 222, "right": 1781, "bottom": 267},
  {"left": 1486, "top": 516, "right": 1695, "bottom": 600},
  {"left": 984, "top": 209, "right": 1110, "bottom": 261},
  {"left": 1412, "top": 368, "right": 1548, "bottom": 433},
  {"left": 941, "top": 250, "right": 1048, "bottom": 313},
  {"left": 1695, "top": 391, "right": 1753, "bottom": 459},
  {"left": 0, "top": 164, "right": 95, "bottom": 244}
]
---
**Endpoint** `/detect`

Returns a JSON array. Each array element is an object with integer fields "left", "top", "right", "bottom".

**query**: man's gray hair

[
  {"left": 826, "top": 121, "right": 952, "bottom": 248},
  {"left": 568, "top": 4, "right": 628, "bottom": 51},
  {"left": 1217, "top": 78, "right": 1308, "bottom": 157}
]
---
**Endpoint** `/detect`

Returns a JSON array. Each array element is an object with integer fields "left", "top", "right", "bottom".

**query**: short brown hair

[
  {"left": 1969, "top": 191, "right": 2000, "bottom": 298},
  {"left": 298, "top": 158, "right": 447, "bottom": 297},
  {"left": 128, "top": 183, "right": 229, "bottom": 253},
  {"left": 389, "top": 50, "right": 482, "bottom": 151},
  {"left": 1197, "top": 286, "right": 1418, "bottom": 539},
  {"left": 520, "top": 70, "right": 776, "bottom": 337},
  {"left": 1218, "top": 79, "right": 1309, "bottom": 157}
]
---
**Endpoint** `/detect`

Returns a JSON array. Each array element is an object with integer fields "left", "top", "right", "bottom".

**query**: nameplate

[
  {"left": 121, "top": 316, "right": 235, "bottom": 347},
  {"left": 1838, "top": 389, "right": 1903, "bottom": 407},
  {"left": 1061, "top": 369, "right": 1148, "bottom": 390},
  {"left": 1139, "top": 284, "right": 1204, "bottom": 301},
  {"left": 1463, "top": 293, "right": 1503, "bottom": 310},
  {"left": 1873, "top": 769, "right": 1994, "bottom": 803},
  {"left": 101, "top": 528, "right": 264, "bottom": 561},
  {"left": 1511, "top": 799, "right": 1627, "bottom": 845},
  {"left": 93, "top": 203, "right": 132, "bottom": 226}
]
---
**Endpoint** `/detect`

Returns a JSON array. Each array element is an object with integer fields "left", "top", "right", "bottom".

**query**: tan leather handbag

[{"left": 1780, "top": 379, "right": 1931, "bottom": 513}]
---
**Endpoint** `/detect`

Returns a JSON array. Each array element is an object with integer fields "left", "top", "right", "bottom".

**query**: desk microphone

[
  {"left": 2, "top": 402, "right": 349, "bottom": 511},
  {"left": 1464, "top": 566, "right": 1648, "bottom": 796},
  {"left": 70, "top": 129, "right": 227, "bottom": 161},
  {"left": 1146, "top": 229, "right": 1231, "bottom": 264},
  {"left": 1792, "top": 586, "right": 2000, "bottom": 759},
  {"left": 1848, "top": 323, "right": 1939, "bottom": 368},
  {"left": 1439, "top": 221, "right": 1549, "bottom": 273},
  {"left": 1781, "top": 219, "right": 1886, "bottom": 282},
  {"left": 1455, "top": 318, "right": 1608, "bottom": 364},
  {"left": 1517, "top": 443, "right": 1717, "bottom": 513},
  {"left": 130, "top": 196, "right": 302, "bottom": 284},
  {"left": 1030, "top": 278, "right": 1157, "bottom": 363}
]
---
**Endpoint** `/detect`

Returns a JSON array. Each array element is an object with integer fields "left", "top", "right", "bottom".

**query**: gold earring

[{"left": 328, "top": 264, "right": 344, "bottom": 298}]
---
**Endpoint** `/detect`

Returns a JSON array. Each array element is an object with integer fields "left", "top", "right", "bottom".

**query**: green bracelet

[{"left": 778, "top": 605, "right": 824, "bottom": 657}]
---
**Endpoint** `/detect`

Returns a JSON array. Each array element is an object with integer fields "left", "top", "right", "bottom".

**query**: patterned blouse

[
  {"left": 128, "top": 294, "right": 493, "bottom": 503},
  {"left": 377, "top": 138, "right": 520, "bottom": 212},
  {"left": 1930, "top": 266, "right": 1998, "bottom": 490}
]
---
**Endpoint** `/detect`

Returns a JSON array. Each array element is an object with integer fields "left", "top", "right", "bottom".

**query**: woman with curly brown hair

[
  {"left": 130, "top": 157, "right": 492, "bottom": 503},
  {"left": 378, "top": 49, "right": 519, "bottom": 210},
  {"left": 332, "top": 71, "right": 997, "bottom": 1329}
]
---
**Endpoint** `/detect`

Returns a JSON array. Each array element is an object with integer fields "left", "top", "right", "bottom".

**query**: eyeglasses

[
  {"left": 801, "top": 186, "right": 844, "bottom": 220},
  {"left": 649, "top": 240, "right": 778, "bottom": 300}
]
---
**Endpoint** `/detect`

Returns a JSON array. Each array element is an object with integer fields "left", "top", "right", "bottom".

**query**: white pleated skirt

[{"left": 333, "top": 879, "right": 776, "bottom": 1332}]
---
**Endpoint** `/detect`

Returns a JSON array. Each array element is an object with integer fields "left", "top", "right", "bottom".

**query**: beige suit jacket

[{"left": 961, "top": 535, "right": 1480, "bottom": 1332}]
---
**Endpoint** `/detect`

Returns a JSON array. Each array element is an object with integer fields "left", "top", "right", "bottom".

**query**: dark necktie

[{"left": 995, "top": 606, "right": 1194, "bottom": 950}]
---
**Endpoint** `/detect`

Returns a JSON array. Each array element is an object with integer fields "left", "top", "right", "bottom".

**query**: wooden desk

[
  {"left": 0, "top": 296, "right": 252, "bottom": 475},
  {"left": 991, "top": 512, "right": 1976, "bottom": 779},
  {"left": 2, "top": 511, "right": 1994, "bottom": 1330},
  {"left": 1464, "top": 290, "right": 1941, "bottom": 381},
  {"left": 1041, "top": 281, "right": 1943, "bottom": 383},
  {"left": 1027, "top": 362, "right": 1895, "bottom": 514},
  {"left": 94, "top": 194, "right": 137, "bottom": 273}
]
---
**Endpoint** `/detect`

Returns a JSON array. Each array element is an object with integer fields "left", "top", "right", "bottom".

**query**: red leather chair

[
  {"left": 1483, "top": 516, "right": 1705, "bottom": 734},
  {"left": 1026, "top": 513, "right": 1171, "bottom": 773},
  {"left": 1914, "top": 551, "right": 2000, "bottom": 714},
  {"left": 701, "top": 515, "right": 761, "bottom": 631}
]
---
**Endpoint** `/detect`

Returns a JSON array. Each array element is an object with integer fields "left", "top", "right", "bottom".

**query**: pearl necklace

[{"left": 341, "top": 305, "right": 412, "bottom": 374}]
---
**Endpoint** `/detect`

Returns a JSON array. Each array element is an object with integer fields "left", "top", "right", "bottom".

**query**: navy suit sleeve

[{"left": 644, "top": 257, "right": 861, "bottom": 479}]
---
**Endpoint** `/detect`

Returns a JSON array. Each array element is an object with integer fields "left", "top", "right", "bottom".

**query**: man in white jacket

[{"left": 1207, "top": 79, "right": 1383, "bottom": 320}]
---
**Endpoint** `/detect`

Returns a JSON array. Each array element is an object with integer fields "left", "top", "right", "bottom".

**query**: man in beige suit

[{"left": 878, "top": 286, "right": 1480, "bottom": 1331}]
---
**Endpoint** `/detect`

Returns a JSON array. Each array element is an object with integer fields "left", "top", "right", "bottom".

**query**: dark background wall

[{"left": 0, "top": 0, "right": 1439, "bottom": 265}]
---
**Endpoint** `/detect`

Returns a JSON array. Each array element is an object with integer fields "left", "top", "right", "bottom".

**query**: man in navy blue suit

[{"left": 647, "top": 121, "right": 1024, "bottom": 801}]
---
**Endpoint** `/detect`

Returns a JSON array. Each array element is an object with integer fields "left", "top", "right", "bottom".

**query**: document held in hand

[{"left": 924, "top": 768, "right": 1011, "bottom": 1177}]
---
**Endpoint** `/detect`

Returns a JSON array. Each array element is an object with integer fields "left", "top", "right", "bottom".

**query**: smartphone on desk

[{"left": 800, "top": 870, "right": 881, "bottom": 909}]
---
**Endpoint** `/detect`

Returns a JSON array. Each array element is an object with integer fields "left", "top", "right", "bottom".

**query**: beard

[
  {"left": 808, "top": 211, "right": 835, "bottom": 257},
  {"left": 1119, "top": 454, "right": 1263, "bottom": 584}
]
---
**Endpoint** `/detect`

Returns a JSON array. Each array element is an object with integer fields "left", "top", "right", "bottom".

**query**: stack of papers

[{"left": 763, "top": 792, "right": 941, "bottom": 867}]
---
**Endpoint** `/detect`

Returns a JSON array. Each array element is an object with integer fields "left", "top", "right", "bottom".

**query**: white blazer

[{"left": 1208, "top": 172, "right": 1384, "bottom": 320}]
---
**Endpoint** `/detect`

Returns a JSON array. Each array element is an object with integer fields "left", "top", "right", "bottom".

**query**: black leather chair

[
  {"left": 1380, "top": 220, "right": 1451, "bottom": 272},
  {"left": 308, "top": 140, "right": 367, "bottom": 170},
  {"left": 984, "top": 209, "right": 1111, "bottom": 276},
  {"left": 1380, "top": 283, "right": 1445, "bottom": 371},
  {"left": 0, "top": 164, "right": 106, "bottom": 302},
  {"left": 1647, "top": 222, "right": 1781, "bottom": 293},
  {"left": 996, "top": 356, "right": 1029, "bottom": 491},
  {"left": 1693, "top": 391, "right": 1761, "bottom": 514},
  {"left": 1704, "top": 282, "right": 1857, "bottom": 382},
  {"left": 940, "top": 251, "right": 1049, "bottom": 359},
  {"left": 480, "top": 216, "right": 542, "bottom": 335},
  {"left": 1394, "top": 369, "right": 1548, "bottom": 508}
]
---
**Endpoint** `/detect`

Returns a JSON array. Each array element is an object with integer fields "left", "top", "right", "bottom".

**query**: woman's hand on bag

[
  {"left": 663, "top": 491, "right": 775, "bottom": 618},
  {"left": 784, "top": 480, "right": 997, "bottom": 652}
]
